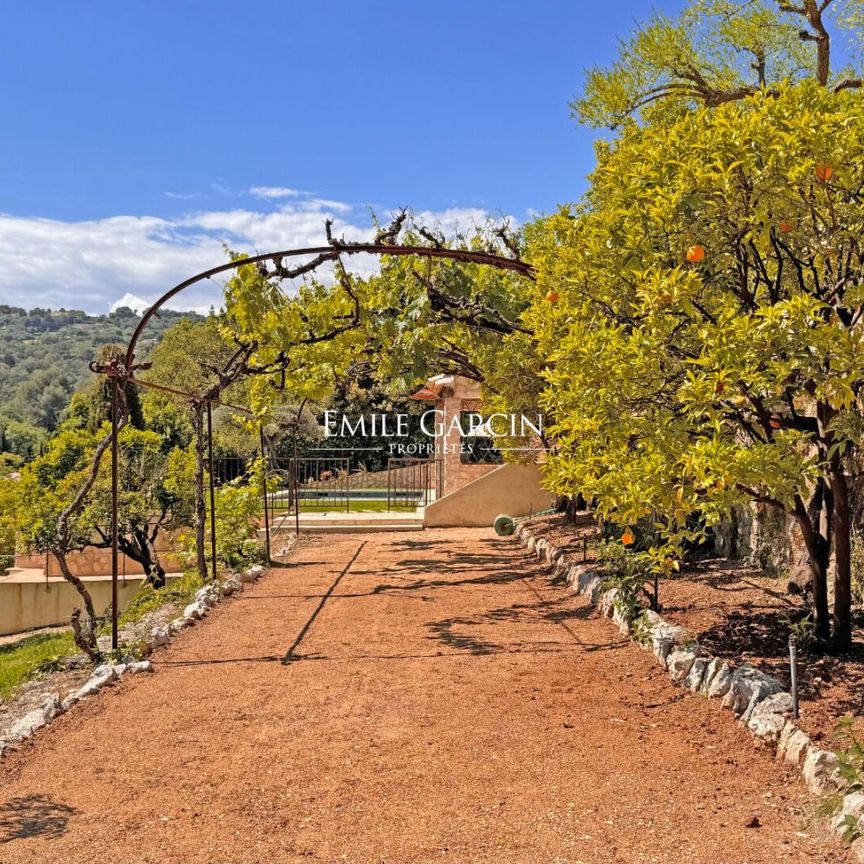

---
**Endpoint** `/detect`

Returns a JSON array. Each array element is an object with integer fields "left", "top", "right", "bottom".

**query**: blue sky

[{"left": 0, "top": 0, "right": 685, "bottom": 312}]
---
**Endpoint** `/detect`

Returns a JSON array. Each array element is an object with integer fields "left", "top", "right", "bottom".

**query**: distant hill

[{"left": 0, "top": 305, "right": 202, "bottom": 457}]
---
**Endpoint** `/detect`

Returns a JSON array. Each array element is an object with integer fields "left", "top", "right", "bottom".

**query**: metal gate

[
  {"left": 386, "top": 457, "right": 442, "bottom": 511},
  {"left": 266, "top": 456, "right": 351, "bottom": 518}
]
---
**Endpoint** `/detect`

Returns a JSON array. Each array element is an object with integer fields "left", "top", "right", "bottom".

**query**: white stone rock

[
  {"left": 700, "top": 658, "right": 724, "bottom": 694},
  {"left": 525, "top": 537, "right": 536, "bottom": 553},
  {"left": 802, "top": 747, "right": 843, "bottom": 795},
  {"left": 640, "top": 609, "right": 663, "bottom": 628},
  {"left": 746, "top": 692, "right": 793, "bottom": 740},
  {"left": 552, "top": 558, "right": 568, "bottom": 578},
  {"left": 777, "top": 722, "right": 811, "bottom": 766},
  {"left": 150, "top": 626, "right": 170, "bottom": 647},
  {"left": 168, "top": 618, "right": 187, "bottom": 635},
  {"left": 832, "top": 792, "right": 864, "bottom": 833},
  {"left": 573, "top": 567, "right": 598, "bottom": 595},
  {"left": 611, "top": 604, "right": 630, "bottom": 635},
  {"left": 667, "top": 647, "right": 701, "bottom": 683},
  {"left": 40, "top": 693, "right": 63, "bottom": 721},
  {"left": 685, "top": 657, "right": 709, "bottom": 692},
  {"left": 721, "top": 664, "right": 783, "bottom": 718},
  {"left": 649, "top": 621, "right": 688, "bottom": 662},
  {"left": 183, "top": 601, "right": 205, "bottom": 620},
  {"left": 125, "top": 660, "right": 153, "bottom": 674},
  {"left": 598, "top": 588, "right": 619, "bottom": 618},
  {"left": 706, "top": 663, "right": 733, "bottom": 698},
  {"left": 7, "top": 707, "right": 50, "bottom": 742},
  {"left": 60, "top": 694, "right": 80, "bottom": 712},
  {"left": 195, "top": 584, "right": 220, "bottom": 606},
  {"left": 112, "top": 663, "right": 127, "bottom": 677},
  {"left": 61, "top": 664, "right": 116, "bottom": 708},
  {"left": 850, "top": 836, "right": 864, "bottom": 863}
]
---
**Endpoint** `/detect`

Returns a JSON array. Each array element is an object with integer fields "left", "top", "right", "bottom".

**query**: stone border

[
  {"left": 0, "top": 563, "right": 267, "bottom": 760},
  {"left": 514, "top": 522, "right": 864, "bottom": 857}
]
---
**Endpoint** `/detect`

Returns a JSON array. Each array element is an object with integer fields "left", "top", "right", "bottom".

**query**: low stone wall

[
  {"left": 714, "top": 503, "right": 812, "bottom": 588},
  {"left": 514, "top": 520, "right": 864, "bottom": 860},
  {"left": 0, "top": 575, "right": 182, "bottom": 636}
]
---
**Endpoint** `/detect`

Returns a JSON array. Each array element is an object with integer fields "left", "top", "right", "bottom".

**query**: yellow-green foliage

[{"left": 531, "top": 82, "right": 864, "bottom": 543}]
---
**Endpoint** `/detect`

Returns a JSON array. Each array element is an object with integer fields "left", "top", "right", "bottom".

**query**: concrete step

[
  {"left": 263, "top": 515, "right": 424, "bottom": 529},
  {"left": 262, "top": 521, "right": 424, "bottom": 536},
  {"left": 297, "top": 523, "right": 424, "bottom": 534}
]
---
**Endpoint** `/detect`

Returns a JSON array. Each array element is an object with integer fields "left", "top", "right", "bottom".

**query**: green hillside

[{"left": 0, "top": 304, "right": 201, "bottom": 459}]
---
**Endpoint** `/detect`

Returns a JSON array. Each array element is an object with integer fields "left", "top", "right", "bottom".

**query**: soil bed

[
  {"left": 523, "top": 513, "right": 864, "bottom": 748},
  {"left": 658, "top": 557, "right": 864, "bottom": 747}
]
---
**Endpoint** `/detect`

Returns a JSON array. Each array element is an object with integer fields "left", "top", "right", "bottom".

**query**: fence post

[
  {"left": 206, "top": 400, "right": 217, "bottom": 581},
  {"left": 293, "top": 424, "right": 300, "bottom": 536},
  {"left": 111, "top": 374, "right": 119, "bottom": 650},
  {"left": 387, "top": 459, "right": 392, "bottom": 512},
  {"left": 259, "top": 426, "right": 271, "bottom": 563},
  {"left": 345, "top": 457, "right": 350, "bottom": 513}
]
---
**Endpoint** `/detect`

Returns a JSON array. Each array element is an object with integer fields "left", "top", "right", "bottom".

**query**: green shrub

[
  {"left": 597, "top": 540, "right": 654, "bottom": 624},
  {"left": 118, "top": 569, "right": 205, "bottom": 628},
  {"left": 177, "top": 461, "right": 265, "bottom": 577}
]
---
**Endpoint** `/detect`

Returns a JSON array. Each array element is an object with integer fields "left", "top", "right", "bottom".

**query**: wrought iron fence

[
  {"left": 266, "top": 456, "right": 351, "bottom": 517},
  {"left": 386, "top": 457, "right": 442, "bottom": 511},
  {"left": 211, "top": 454, "right": 442, "bottom": 543}
]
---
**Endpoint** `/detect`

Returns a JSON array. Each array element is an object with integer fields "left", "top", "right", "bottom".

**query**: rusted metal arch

[
  {"left": 100, "top": 241, "right": 534, "bottom": 649},
  {"left": 125, "top": 242, "right": 535, "bottom": 370}
]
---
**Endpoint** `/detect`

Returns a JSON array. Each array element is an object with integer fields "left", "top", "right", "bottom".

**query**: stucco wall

[
  {"left": 0, "top": 574, "right": 182, "bottom": 636},
  {"left": 424, "top": 463, "right": 548, "bottom": 528}
]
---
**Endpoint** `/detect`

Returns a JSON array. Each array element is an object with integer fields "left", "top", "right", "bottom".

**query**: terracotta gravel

[{"left": 0, "top": 529, "right": 846, "bottom": 863}]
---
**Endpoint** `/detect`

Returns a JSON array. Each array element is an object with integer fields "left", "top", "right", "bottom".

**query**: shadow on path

[{"left": 0, "top": 795, "right": 77, "bottom": 843}]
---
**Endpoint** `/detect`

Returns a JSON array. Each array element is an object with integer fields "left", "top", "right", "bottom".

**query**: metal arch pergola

[{"left": 96, "top": 240, "right": 535, "bottom": 649}]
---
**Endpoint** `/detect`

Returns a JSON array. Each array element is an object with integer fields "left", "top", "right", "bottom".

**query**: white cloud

[
  {"left": 110, "top": 292, "right": 150, "bottom": 314},
  {"left": 248, "top": 186, "right": 305, "bottom": 200},
  {"left": 0, "top": 202, "right": 512, "bottom": 314},
  {"left": 164, "top": 191, "right": 205, "bottom": 200}
]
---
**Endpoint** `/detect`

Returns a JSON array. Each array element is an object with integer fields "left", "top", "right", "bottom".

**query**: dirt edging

[{"left": 514, "top": 521, "right": 864, "bottom": 858}]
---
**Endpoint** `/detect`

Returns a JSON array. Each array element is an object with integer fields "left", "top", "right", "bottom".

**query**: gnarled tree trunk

[{"left": 191, "top": 403, "right": 208, "bottom": 580}]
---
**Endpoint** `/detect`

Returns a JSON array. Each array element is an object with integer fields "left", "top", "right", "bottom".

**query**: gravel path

[{"left": 0, "top": 529, "right": 845, "bottom": 863}]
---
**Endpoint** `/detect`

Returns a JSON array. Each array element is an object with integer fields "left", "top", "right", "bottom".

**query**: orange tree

[{"left": 529, "top": 79, "right": 864, "bottom": 650}]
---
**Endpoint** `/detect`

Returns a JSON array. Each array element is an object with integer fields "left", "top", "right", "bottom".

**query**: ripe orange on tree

[
  {"left": 815, "top": 164, "right": 834, "bottom": 182},
  {"left": 621, "top": 527, "right": 635, "bottom": 546},
  {"left": 779, "top": 220, "right": 794, "bottom": 233},
  {"left": 545, "top": 290, "right": 559, "bottom": 303},
  {"left": 686, "top": 244, "right": 706, "bottom": 263}
]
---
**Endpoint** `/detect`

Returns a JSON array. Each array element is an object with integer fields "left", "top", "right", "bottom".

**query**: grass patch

[
  {"left": 118, "top": 570, "right": 205, "bottom": 629},
  {"left": 288, "top": 500, "right": 418, "bottom": 514},
  {"left": 0, "top": 631, "right": 77, "bottom": 698}
]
